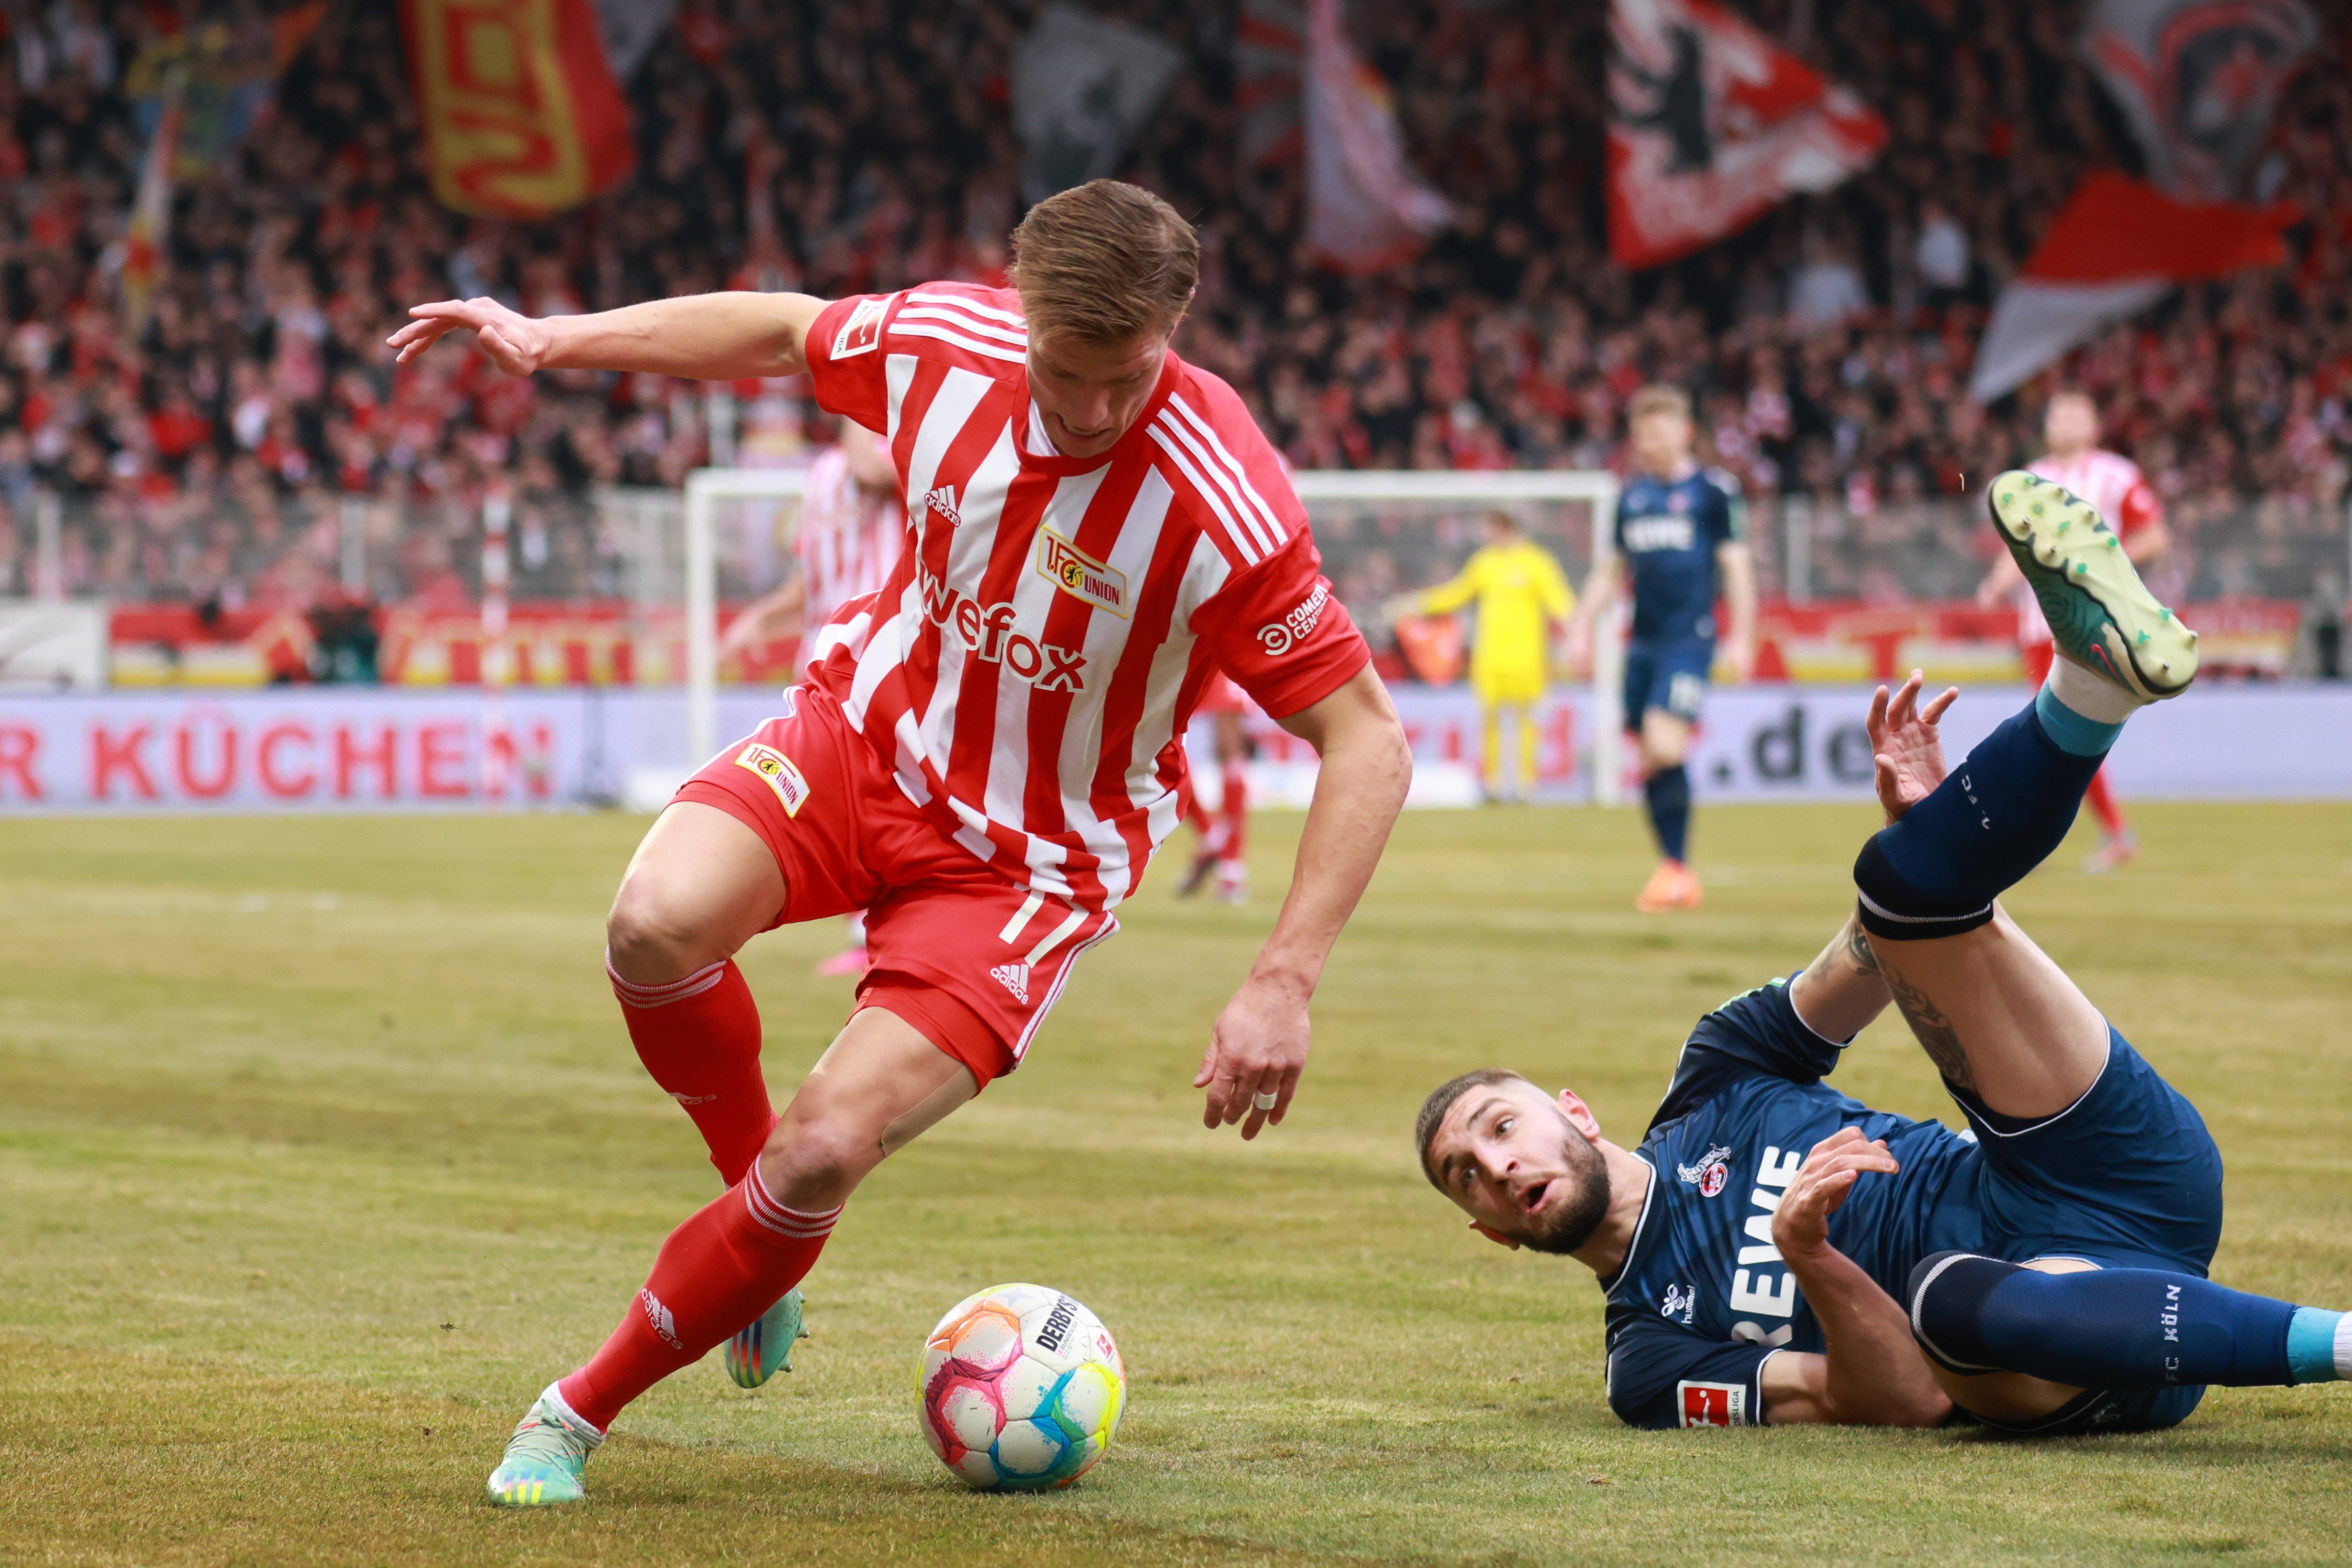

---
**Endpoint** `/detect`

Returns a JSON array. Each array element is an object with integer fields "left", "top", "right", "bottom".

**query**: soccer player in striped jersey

[
  {"left": 717, "top": 417, "right": 906, "bottom": 974},
  {"left": 391, "top": 180, "right": 1413, "bottom": 1505},
  {"left": 1976, "top": 391, "right": 2172, "bottom": 872}
]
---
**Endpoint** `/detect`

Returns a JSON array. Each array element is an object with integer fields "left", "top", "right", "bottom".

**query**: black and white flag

[{"left": 1011, "top": 5, "right": 1184, "bottom": 203}]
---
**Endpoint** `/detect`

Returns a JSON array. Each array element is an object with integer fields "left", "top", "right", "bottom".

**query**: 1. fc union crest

[{"left": 1677, "top": 1143, "right": 1732, "bottom": 1198}]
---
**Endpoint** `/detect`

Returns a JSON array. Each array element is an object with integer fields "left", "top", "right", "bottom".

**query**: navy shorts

[
  {"left": 1953, "top": 1029, "right": 2224, "bottom": 1434},
  {"left": 1622, "top": 637, "right": 1713, "bottom": 732}
]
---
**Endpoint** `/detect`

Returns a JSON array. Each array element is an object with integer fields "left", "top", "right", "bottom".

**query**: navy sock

[
  {"left": 1854, "top": 702, "right": 2104, "bottom": 940},
  {"left": 1643, "top": 765, "right": 1690, "bottom": 863},
  {"left": 1910, "top": 1253, "right": 2311, "bottom": 1388}
]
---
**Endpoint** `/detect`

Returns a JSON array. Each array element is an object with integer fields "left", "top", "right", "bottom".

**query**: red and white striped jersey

[
  {"left": 799, "top": 282, "right": 1368, "bottom": 913},
  {"left": 2016, "top": 448, "right": 2163, "bottom": 648},
  {"left": 795, "top": 444, "right": 906, "bottom": 628}
]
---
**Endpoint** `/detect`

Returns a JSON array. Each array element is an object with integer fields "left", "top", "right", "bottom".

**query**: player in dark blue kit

[
  {"left": 1422, "top": 471, "right": 2352, "bottom": 1432},
  {"left": 1568, "top": 385, "right": 1757, "bottom": 913}
]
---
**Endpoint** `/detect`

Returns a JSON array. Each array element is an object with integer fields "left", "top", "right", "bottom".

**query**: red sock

[
  {"left": 609, "top": 953, "right": 775, "bottom": 1185},
  {"left": 2084, "top": 766, "right": 2127, "bottom": 837},
  {"left": 558, "top": 1164, "right": 839, "bottom": 1431},
  {"left": 1218, "top": 761, "right": 1248, "bottom": 865}
]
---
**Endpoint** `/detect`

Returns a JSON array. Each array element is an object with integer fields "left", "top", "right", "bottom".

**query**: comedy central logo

[{"left": 1036, "top": 528, "right": 1129, "bottom": 618}]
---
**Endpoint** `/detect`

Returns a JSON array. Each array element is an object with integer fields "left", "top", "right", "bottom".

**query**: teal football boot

[
  {"left": 485, "top": 1383, "right": 603, "bottom": 1507},
  {"left": 1986, "top": 470, "right": 2198, "bottom": 701},
  {"left": 725, "top": 1287, "right": 809, "bottom": 1388}
]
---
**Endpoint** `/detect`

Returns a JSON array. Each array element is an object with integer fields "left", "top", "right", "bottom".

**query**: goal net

[{"left": 638, "top": 467, "right": 1625, "bottom": 807}]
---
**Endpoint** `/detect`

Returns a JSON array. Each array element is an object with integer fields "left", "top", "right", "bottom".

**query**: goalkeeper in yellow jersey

[{"left": 1391, "top": 512, "right": 1575, "bottom": 802}]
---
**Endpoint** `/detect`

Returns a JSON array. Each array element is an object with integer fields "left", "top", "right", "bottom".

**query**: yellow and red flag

[{"left": 401, "top": 0, "right": 633, "bottom": 219}]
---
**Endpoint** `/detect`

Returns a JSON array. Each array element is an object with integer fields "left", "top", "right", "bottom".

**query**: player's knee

[
  {"left": 1639, "top": 719, "right": 1689, "bottom": 770},
  {"left": 1852, "top": 834, "right": 1996, "bottom": 942},
  {"left": 757, "top": 1115, "right": 874, "bottom": 1208},
  {"left": 606, "top": 874, "right": 721, "bottom": 981},
  {"left": 1907, "top": 1250, "right": 2025, "bottom": 1375}
]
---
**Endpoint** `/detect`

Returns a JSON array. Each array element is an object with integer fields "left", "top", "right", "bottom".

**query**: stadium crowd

[{"left": 0, "top": 0, "right": 2346, "bottom": 614}]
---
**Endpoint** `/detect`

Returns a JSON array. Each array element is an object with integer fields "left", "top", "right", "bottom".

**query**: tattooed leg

[
  {"left": 1884, "top": 965, "right": 1975, "bottom": 1094},
  {"left": 1865, "top": 908, "right": 2107, "bottom": 1121}
]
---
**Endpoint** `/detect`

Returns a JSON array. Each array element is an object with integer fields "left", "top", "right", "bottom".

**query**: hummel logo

[
  {"left": 924, "top": 485, "right": 963, "bottom": 527},
  {"left": 640, "top": 1288, "right": 683, "bottom": 1349},
  {"left": 989, "top": 962, "right": 1031, "bottom": 1004}
]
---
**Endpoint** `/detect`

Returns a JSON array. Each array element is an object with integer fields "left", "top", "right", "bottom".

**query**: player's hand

[
  {"left": 1195, "top": 971, "right": 1310, "bottom": 1140},
  {"left": 386, "top": 298, "right": 554, "bottom": 373},
  {"left": 1724, "top": 639, "right": 1758, "bottom": 684},
  {"left": 1867, "top": 669, "right": 1959, "bottom": 824},
  {"left": 1561, "top": 624, "right": 1592, "bottom": 680},
  {"left": 1771, "top": 1127, "right": 1898, "bottom": 1262}
]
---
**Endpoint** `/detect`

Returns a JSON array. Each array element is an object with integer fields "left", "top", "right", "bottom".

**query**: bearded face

[{"left": 1426, "top": 1079, "right": 1614, "bottom": 1256}]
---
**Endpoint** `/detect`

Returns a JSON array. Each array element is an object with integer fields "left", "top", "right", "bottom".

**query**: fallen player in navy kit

[{"left": 1417, "top": 472, "right": 2352, "bottom": 1431}]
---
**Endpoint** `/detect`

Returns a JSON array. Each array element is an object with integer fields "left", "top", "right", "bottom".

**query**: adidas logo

[
  {"left": 989, "top": 962, "right": 1031, "bottom": 1004},
  {"left": 640, "top": 1288, "right": 682, "bottom": 1349},
  {"left": 924, "top": 484, "right": 963, "bottom": 527}
]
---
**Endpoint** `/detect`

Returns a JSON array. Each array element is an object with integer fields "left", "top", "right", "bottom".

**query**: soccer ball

[{"left": 916, "top": 1283, "right": 1125, "bottom": 1490}]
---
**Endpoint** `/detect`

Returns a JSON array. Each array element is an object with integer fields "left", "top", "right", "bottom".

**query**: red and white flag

[
  {"left": 118, "top": 69, "right": 185, "bottom": 336},
  {"left": 1303, "top": 0, "right": 1448, "bottom": 272},
  {"left": 1236, "top": 0, "right": 1304, "bottom": 168},
  {"left": 1968, "top": 172, "right": 2295, "bottom": 401},
  {"left": 1606, "top": 0, "right": 1885, "bottom": 269},
  {"left": 2079, "top": 0, "right": 2316, "bottom": 201}
]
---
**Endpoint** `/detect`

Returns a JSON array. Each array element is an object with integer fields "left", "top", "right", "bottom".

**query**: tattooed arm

[
  {"left": 1789, "top": 912, "right": 1894, "bottom": 1044},
  {"left": 1788, "top": 672, "right": 1963, "bottom": 1048}
]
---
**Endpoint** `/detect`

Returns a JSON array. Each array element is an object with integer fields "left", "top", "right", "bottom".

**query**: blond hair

[
  {"left": 1010, "top": 180, "right": 1198, "bottom": 347},
  {"left": 1628, "top": 384, "right": 1692, "bottom": 421}
]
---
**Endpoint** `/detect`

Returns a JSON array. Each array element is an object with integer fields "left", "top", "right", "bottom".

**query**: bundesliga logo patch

[
  {"left": 833, "top": 296, "right": 888, "bottom": 358},
  {"left": 1677, "top": 1380, "right": 1745, "bottom": 1428},
  {"left": 1036, "top": 529, "right": 1128, "bottom": 618},
  {"left": 733, "top": 741, "right": 810, "bottom": 818}
]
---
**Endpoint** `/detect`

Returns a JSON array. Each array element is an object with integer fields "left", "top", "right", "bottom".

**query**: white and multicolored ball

[{"left": 916, "top": 1283, "right": 1125, "bottom": 1490}]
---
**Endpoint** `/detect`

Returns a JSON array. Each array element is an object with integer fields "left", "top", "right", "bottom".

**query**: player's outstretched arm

[
  {"left": 1783, "top": 673, "right": 1959, "bottom": 1040},
  {"left": 1195, "top": 665, "right": 1411, "bottom": 1140},
  {"left": 386, "top": 291, "right": 831, "bottom": 381},
  {"left": 1716, "top": 539, "right": 1759, "bottom": 682},
  {"left": 1762, "top": 1129, "right": 1952, "bottom": 1427},
  {"left": 1786, "top": 912, "right": 1891, "bottom": 1043},
  {"left": 716, "top": 577, "right": 810, "bottom": 662},
  {"left": 1562, "top": 553, "right": 1619, "bottom": 674}
]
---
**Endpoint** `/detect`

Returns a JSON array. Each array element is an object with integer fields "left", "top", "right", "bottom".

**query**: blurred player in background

[
  {"left": 1390, "top": 511, "right": 1575, "bottom": 803},
  {"left": 1976, "top": 390, "right": 2170, "bottom": 872},
  {"left": 390, "top": 179, "right": 1412, "bottom": 1507},
  {"left": 1177, "top": 670, "right": 1254, "bottom": 903},
  {"left": 717, "top": 418, "right": 905, "bottom": 973},
  {"left": 1568, "top": 386, "right": 1757, "bottom": 911}
]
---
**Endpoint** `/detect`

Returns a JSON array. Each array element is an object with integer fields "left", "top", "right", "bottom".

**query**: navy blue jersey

[
  {"left": 1613, "top": 467, "right": 1743, "bottom": 642},
  {"left": 1600, "top": 981, "right": 1982, "bottom": 1430}
]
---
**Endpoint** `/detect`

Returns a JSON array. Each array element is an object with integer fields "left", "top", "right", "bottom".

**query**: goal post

[{"left": 678, "top": 466, "right": 1624, "bottom": 802}]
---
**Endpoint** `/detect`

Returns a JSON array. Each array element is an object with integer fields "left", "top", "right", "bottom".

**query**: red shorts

[
  {"left": 674, "top": 686, "right": 1119, "bottom": 1088},
  {"left": 2021, "top": 641, "right": 2055, "bottom": 687}
]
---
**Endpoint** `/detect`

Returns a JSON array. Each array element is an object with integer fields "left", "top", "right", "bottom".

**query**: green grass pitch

[{"left": 2, "top": 799, "right": 2349, "bottom": 1565}]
